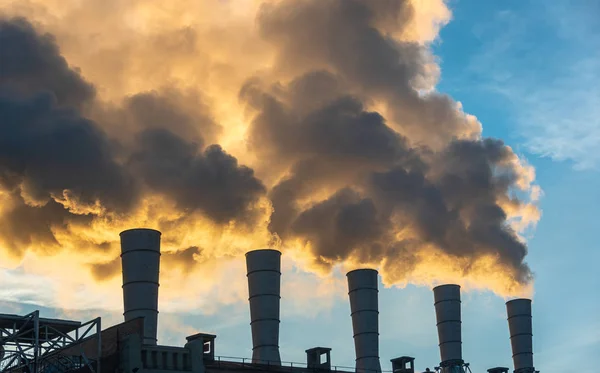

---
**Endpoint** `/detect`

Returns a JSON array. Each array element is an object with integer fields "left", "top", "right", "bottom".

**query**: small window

[
  {"left": 151, "top": 350, "right": 158, "bottom": 369},
  {"left": 319, "top": 352, "right": 327, "bottom": 365}
]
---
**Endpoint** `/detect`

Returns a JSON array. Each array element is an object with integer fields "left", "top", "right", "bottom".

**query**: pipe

[
  {"left": 120, "top": 228, "right": 161, "bottom": 345},
  {"left": 433, "top": 284, "right": 463, "bottom": 370},
  {"left": 246, "top": 249, "right": 282, "bottom": 365},
  {"left": 347, "top": 269, "right": 382, "bottom": 373},
  {"left": 506, "top": 299, "right": 535, "bottom": 373}
]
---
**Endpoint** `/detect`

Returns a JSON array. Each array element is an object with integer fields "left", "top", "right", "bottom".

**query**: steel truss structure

[{"left": 0, "top": 311, "right": 101, "bottom": 373}]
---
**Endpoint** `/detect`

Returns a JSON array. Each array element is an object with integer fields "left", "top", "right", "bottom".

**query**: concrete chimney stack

[
  {"left": 246, "top": 249, "right": 282, "bottom": 365},
  {"left": 347, "top": 269, "right": 382, "bottom": 373},
  {"left": 433, "top": 285, "right": 464, "bottom": 372},
  {"left": 120, "top": 228, "right": 161, "bottom": 346},
  {"left": 506, "top": 299, "right": 535, "bottom": 373}
]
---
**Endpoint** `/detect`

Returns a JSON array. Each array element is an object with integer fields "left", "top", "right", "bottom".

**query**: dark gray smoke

[
  {"left": 0, "top": 17, "right": 95, "bottom": 108},
  {"left": 0, "top": 0, "right": 537, "bottom": 292},
  {"left": 244, "top": 75, "right": 532, "bottom": 282},
  {"left": 100, "top": 88, "right": 221, "bottom": 147},
  {"left": 0, "top": 90, "right": 136, "bottom": 213},
  {"left": 257, "top": 0, "right": 480, "bottom": 149},
  {"left": 240, "top": 0, "right": 534, "bottom": 285},
  {"left": 0, "top": 17, "right": 267, "bottom": 260},
  {"left": 129, "top": 128, "right": 266, "bottom": 224},
  {"left": 0, "top": 193, "right": 94, "bottom": 256}
]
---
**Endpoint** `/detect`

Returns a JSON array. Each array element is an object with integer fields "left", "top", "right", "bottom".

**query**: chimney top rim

[
  {"left": 433, "top": 284, "right": 461, "bottom": 291},
  {"left": 346, "top": 268, "right": 378, "bottom": 276},
  {"left": 245, "top": 249, "right": 282, "bottom": 256},
  {"left": 506, "top": 298, "right": 532, "bottom": 305},
  {"left": 120, "top": 228, "right": 161, "bottom": 236}
]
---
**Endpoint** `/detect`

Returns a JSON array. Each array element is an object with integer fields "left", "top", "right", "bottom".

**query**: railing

[
  {"left": 141, "top": 345, "right": 192, "bottom": 371},
  {"left": 0, "top": 352, "right": 84, "bottom": 373},
  {"left": 209, "top": 356, "right": 394, "bottom": 373},
  {"left": 38, "top": 354, "right": 85, "bottom": 373}
]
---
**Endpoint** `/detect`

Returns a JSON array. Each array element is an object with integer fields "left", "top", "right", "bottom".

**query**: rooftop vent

[
  {"left": 306, "top": 347, "right": 332, "bottom": 370},
  {"left": 391, "top": 356, "right": 415, "bottom": 373},
  {"left": 186, "top": 333, "right": 216, "bottom": 361}
]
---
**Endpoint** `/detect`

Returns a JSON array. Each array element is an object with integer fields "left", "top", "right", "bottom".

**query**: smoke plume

[{"left": 0, "top": 0, "right": 540, "bottom": 305}]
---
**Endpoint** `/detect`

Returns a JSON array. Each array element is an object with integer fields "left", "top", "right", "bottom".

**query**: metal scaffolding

[{"left": 0, "top": 311, "right": 101, "bottom": 373}]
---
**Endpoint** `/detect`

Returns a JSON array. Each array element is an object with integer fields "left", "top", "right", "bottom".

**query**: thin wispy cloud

[
  {"left": 0, "top": 266, "right": 58, "bottom": 306},
  {"left": 535, "top": 319, "right": 600, "bottom": 371},
  {"left": 467, "top": 1, "right": 600, "bottom": 170}
]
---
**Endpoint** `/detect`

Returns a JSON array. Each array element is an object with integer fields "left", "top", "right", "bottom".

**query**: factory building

[{"left": 0, "top": 229, "right": 539, "bottom": 373}]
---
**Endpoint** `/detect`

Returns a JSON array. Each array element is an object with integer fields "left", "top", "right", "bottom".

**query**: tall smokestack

[
  {"left": 347, "top": 269, "right": 382, "bottom": 373},
  {"left": 246, "top": 249, "right": 282, "bottom": 365},
  {"left": 433, "top": 285, "right": 464, "bottom": 372},
  {"left": 506, "top": 299, "right": 535, "bottom": 373},
  {"left": 120, "top": 228, "right": 161, "bottom": 346}
]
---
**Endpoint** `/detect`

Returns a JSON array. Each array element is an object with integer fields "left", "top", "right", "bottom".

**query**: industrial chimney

[
  {"left": 246, "top": 249, "right": 282, "bottom": 365},
  {"left": 347, "top": 269, "right": 382, "bottom": 373},
  {"left": 433, "top": 284, "right": 464, "bottom": 373},
  {"left": 120, "top": 228, "right": 161, "bottom": 345},
  {"left": 506, "top": 299, "right": 536, "bottom": 373}
]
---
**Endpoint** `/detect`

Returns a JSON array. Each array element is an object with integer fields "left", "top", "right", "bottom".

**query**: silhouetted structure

[{"left": 0, "top": 228, "right": 539, "bottom": 373}]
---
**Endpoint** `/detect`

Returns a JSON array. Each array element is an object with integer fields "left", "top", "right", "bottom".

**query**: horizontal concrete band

[
  {"left": 507, "top": 314, "right": 532, "bottom": 320},
  {"left": 436, "top": 319, "right": 461, "bottom": 326},
  {"left": 350, "top": 310, "right": 380, "bottom": 317},
  {"left": 434, "top": 299, "right": 461, "bottom": 306},
  {"left": 348, "top": 287, "right": 378, "bottom": 294},
  {"left": 248, "top": 294, "right": 281, "bottom": 300},
  {"left": 353, "top": 331, "right": 379, "bottom": 338},
  {"left": 250, "top": 318, "right": 281, "bottom": 324},
  {"left": 122, "top": 280, "right": 160, "bottom": 287},
  {"left": 252, "top": 344, "right": 279, "bottom": 349},
  {"left": 513, "top": 351, "right": 534, "bottom": 358},
  {"left": 120, "top": 249, "right": 161, "bottom": 256},
  {"left": 246, "top": 269, "right": 281, "bottom": 276},
  {"left": 124, "top": 308, "right": 159, "bottom": 314},
  {"left": 439, "top": 340, "right": 462, "bottom": 345},
  {"left": 509, "top": 332, "right": 534, "bottom": 338}
]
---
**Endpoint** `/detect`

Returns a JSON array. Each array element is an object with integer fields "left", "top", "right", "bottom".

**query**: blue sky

[
  {"left": 433, "top": 0, "right": 600, "bottom": 370},
  {"left": 1, "top": 1, "right": 598, "bottom": 372}
]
